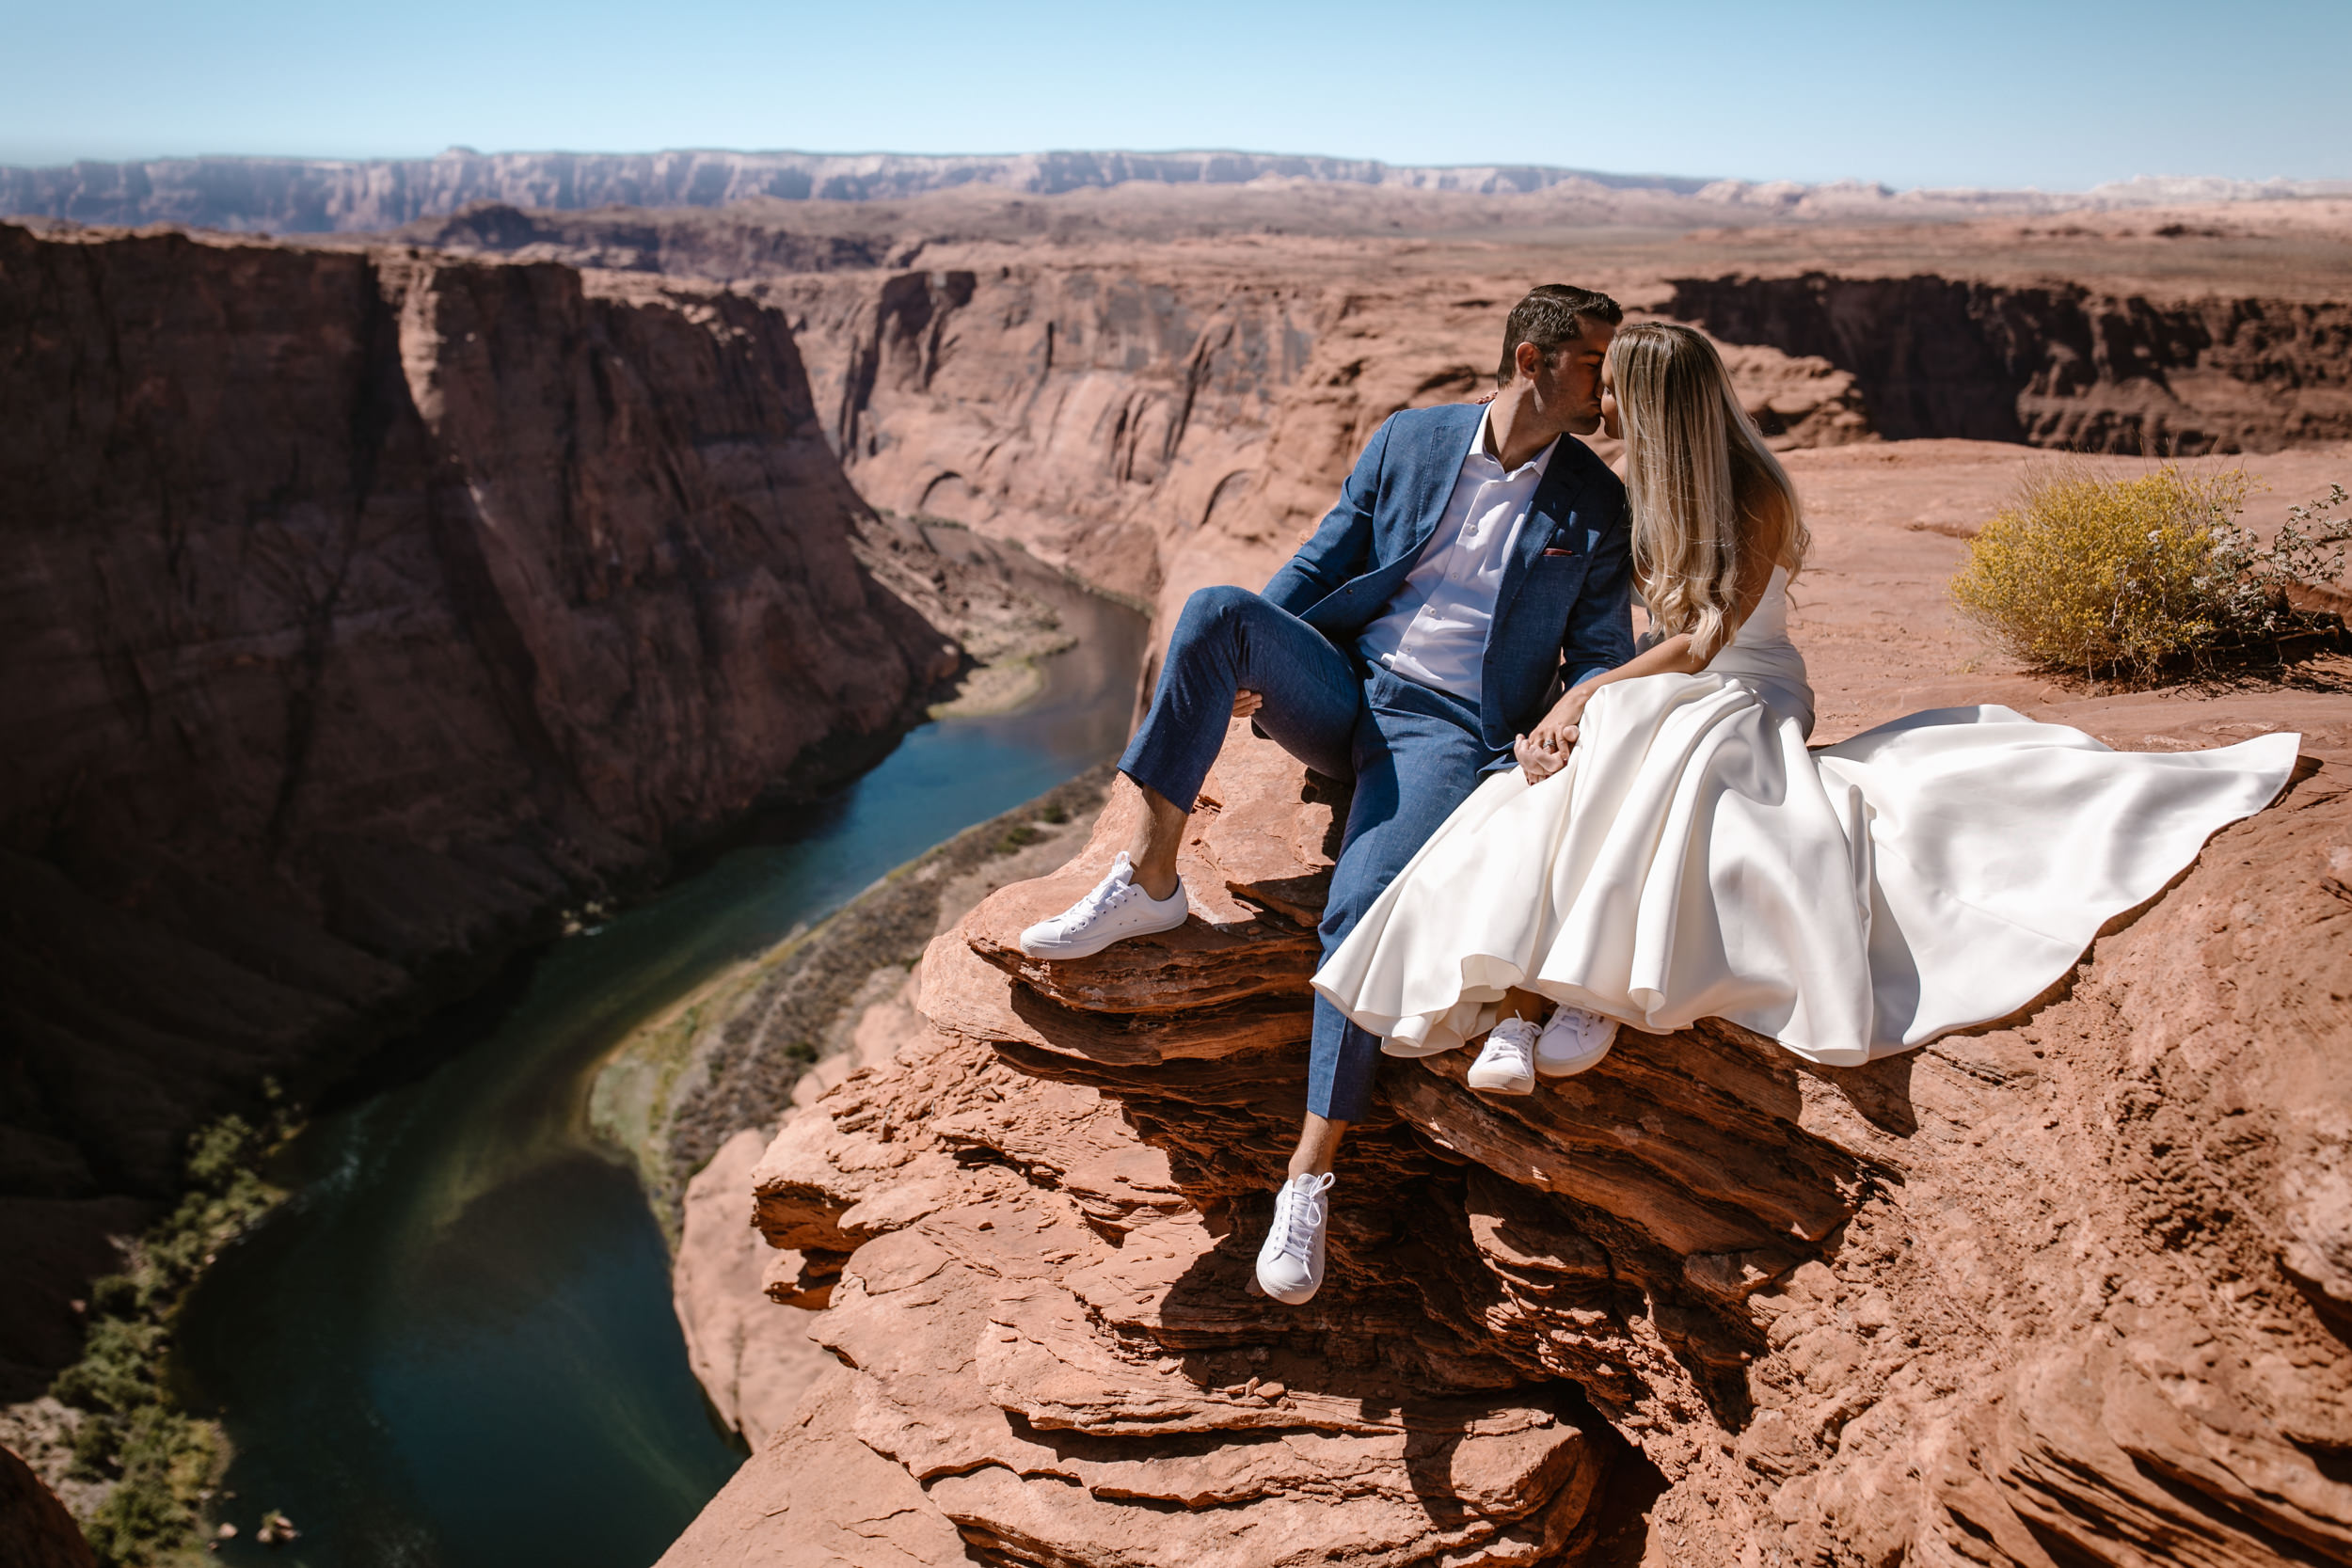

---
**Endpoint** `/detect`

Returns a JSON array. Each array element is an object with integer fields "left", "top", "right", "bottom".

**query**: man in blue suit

[{"left": 1020, "top": 285, "right": 1634, "bottom": 1302}]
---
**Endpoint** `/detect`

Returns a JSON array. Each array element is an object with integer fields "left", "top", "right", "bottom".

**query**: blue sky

[{"left": 4, "top": 0, "right": 2346, "bottom": 189}]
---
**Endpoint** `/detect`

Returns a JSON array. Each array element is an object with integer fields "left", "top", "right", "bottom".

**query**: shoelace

[
  {"left": 1486, "top": 1021, "right": 1536, "bottom": 1075},
  {"left": 1543, "top": 1008, "right": 1602, "bottom": 1055},
  {"left": 1062, "top": 862, "right": 1138, "bottom": 931},
  {"left": 1276, "top": 1172, "right": 1335, "bottom": 1259}
]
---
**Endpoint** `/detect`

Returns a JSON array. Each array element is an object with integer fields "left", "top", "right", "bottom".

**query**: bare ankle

[
  {"left": 1285, "top": 1115, "right": 1346, "bottom": 1180},
  {"left": 1126, "top": 783, "right": 1188, "bottom": 901}
]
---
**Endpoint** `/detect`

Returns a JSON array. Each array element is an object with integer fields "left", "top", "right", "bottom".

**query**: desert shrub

[
  {"left": 81, "top": 1408, "right": 221, "bottom": 1567},
  {"left": 1952, "top": 468, "right": 2348, "bottom": 678},
  {"left": 51, "top": 1317, "right": 165, "bottom": 1418},
  {"left": 992, "top": 822, "right": 1044, "bottom": 855}
]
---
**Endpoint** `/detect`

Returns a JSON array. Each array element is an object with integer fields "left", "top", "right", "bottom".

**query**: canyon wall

[
  {"left": 0, "top": 222, "right": 958, "bottom": 1396},
  {"left": 348, "top": 205, "right": 2352, "bottom": 534},
  {"left": 743, "top": 261, "right": 1869, "bottom": 637},
  {"left": 764, "top": 261, "right": 1322, "bottom": 610},
  {"left": 1669, "top": 272, "right": 2352, "bottom": 454}
]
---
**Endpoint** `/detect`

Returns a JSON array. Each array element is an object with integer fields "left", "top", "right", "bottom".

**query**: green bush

[
  {"left": 991, "top": 823, "right": 1044, "bottom": 855},
  {"left": 51, "top": 1317, "right": 164, "bottom": 1419},
  {"left": 1951, "top": 467, "right": 2347, "bottom": 679},
  {"left": 82, "top": 1408, "right": 220, "bottom": 1567}
]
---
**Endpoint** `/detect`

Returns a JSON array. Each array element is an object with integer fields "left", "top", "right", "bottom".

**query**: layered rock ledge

[{"left": 662, "top": 711, "right": 2351, "bottom": 1566}]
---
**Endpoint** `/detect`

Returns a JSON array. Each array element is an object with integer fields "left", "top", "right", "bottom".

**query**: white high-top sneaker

[
  {"left": 1254, "top": 1171, "right": 1335, "bottom": 1305},
  {"left": 1536, "top": 1005, "right": 1618, "bottom": 1077},
  {"left": 1465, "top": 1016, "right": 1540, "bottom": 1094},
  {"left": 1016, "top": 851, "right": 1189, "bottom": 959}
]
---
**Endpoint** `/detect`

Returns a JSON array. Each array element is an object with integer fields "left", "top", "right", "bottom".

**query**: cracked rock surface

[{"left": 663, "top": 673, "right": 2351, "bottom": 1565}]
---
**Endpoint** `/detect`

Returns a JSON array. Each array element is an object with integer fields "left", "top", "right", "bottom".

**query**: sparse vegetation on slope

[
  {"left": 590, "top": 764, "right": 1116, "bottom": 1225},
  {"left": 49, "top": 1094, "right": 298, "bottom": 1566}
]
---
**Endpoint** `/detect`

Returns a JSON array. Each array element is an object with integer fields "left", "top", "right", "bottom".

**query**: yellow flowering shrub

[{"left": 1950, "top": 466, "right": 2257, "bottom": 678}]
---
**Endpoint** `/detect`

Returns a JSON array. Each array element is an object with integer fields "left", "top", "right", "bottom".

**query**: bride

[{"left": 1309, "top": 322, "right": 2301, "bottom": 1103}]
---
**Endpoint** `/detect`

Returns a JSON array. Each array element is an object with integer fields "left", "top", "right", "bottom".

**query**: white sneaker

[
  {"left": 1016, "top": 852, "right": 1189, "bottom": 959},
  {"left": 1465, "top": 1016, "right": 1539, "bottom": 1094},
  {"left": 1254, "top": 1171, "right": 1334, "bottom": 1305},
  {"left": 1536, "top": 1005, "right": 1618, "bottom": 1077}
]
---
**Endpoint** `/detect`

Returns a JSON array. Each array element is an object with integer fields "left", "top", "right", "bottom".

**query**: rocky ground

[{"left": 659, "top": 437, "right": 2351, "bottom": 1566}]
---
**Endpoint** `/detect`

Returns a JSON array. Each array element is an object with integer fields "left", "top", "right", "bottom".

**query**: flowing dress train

[{"left": 1311, "top": 567, "right": 2301, "bottom": 1065}]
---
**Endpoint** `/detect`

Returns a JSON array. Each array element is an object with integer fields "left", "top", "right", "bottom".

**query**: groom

[{"left": 1020, "top": 284, "right": 1635, "bottom": 1303}]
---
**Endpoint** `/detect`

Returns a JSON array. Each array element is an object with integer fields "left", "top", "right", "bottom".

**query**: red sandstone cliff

[
  {"left": 668, "top": 722, "right": 2350, "bottom": 1567},
  {"left": 661, "top": 440, "right": 2352, "bottom": 1567},
  {"left": 750, "top": 261, "right": 1869, "bottom": 682},
  {"left": 0, "top": 222, "right": 958, "bottom": 1395}
]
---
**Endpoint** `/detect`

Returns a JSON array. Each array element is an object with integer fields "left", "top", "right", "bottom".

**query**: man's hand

[
  {"left": 1232, "top": 689, "right": 1264, "bottom": 719},
  {"left": 1516, "top": 689, "right": 1590, "bottom": 783}
]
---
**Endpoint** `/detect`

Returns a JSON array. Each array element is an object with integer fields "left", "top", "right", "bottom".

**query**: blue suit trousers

[{"left": 1119, "top": 585, "right": 1502, "bottom": 1122}]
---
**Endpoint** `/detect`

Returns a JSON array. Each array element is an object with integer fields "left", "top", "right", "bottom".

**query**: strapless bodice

[
  {"left": 1636, "top": 566, "right": 1797, "bottom": 655},
  {"left": 1707, "top": 565, "right": 1812, "bottom": 735},
  {"left": 1726, "top": 564, "right": 1794, "bottom": 654}
]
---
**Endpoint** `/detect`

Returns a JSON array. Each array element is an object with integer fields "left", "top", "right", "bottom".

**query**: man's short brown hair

[{"left": 1496, "top": 284, "right": 1623, "bottom": 386}]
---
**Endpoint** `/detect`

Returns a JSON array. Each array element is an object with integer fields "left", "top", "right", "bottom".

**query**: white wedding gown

[{"left": 1313, "top": 567, "right": 2301, "bottom": 1066}]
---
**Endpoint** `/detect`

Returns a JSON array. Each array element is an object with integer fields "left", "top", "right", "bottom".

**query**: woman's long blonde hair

[{"left": 1608, "top": 323, "right": 1808, "bottom": 661}]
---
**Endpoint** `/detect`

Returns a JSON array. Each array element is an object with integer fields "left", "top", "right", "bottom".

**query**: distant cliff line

[{"left": 6, "top": 147, "right": 2347, "bottom": 234}]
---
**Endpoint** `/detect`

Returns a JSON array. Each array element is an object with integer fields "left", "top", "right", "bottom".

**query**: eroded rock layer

[
  {"left": 1669, "top": 272, "right": 2352, "bottom": 453},
  {"left": 0, "top": 222, "right": 957, "bottom": 1394},
  {"left": 668, "top": 703, "right": 2349, "bottom": 1564}
]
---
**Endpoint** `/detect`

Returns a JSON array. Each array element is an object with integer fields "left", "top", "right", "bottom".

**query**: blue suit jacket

[{"left": 1262, "top": 403, "right": 1636, "bottom": 754}]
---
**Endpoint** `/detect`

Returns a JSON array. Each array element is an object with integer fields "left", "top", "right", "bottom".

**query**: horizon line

[{"left": 5, "top": 146, "right": 2344, "bottom": 196}]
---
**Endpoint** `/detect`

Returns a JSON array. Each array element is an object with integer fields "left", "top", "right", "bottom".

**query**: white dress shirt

[{"left": 1357, "top": 406, "right": 1558, "bottom": 704}]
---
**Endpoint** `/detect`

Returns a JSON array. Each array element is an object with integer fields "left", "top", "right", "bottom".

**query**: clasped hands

[
  {"left": 1232, "top": 686, "right": 1583, "bottom": 784},
  {"left": 1516, "top": 689, "right": 1590, "bottom": 783}
]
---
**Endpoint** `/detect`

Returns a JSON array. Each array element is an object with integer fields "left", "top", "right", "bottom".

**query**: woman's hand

[
  {"left": 1232, "top": 689, "right": 1264, "bottom": 718},
  {"left": 1516, "top": 689, "right": 1590, "bottom": 782}
]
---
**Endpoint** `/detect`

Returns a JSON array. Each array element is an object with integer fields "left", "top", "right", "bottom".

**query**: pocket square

[{"left": 1541, "top": 546, "right": 1576, "bottom": 558}]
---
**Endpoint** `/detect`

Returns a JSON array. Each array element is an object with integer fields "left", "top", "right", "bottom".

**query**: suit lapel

[
  {"left": 1493, "top": 439, "right": 1598, "bottom": 621},
  {"left": 1392, "top": 404, "right": 1485, "bottom": 566}
]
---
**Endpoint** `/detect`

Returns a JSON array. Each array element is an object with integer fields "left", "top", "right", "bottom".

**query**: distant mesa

[
  {"left": 0, "top": 149, "right": 1705, "bottom": 233},
  {"left": 4, "top": 147, "right": 2346, "bottom": 234}
]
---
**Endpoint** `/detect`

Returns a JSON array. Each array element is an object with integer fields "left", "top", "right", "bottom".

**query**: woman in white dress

[{"left": 1311, "top": 323, "right": 2301, "bottom": 1095}]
